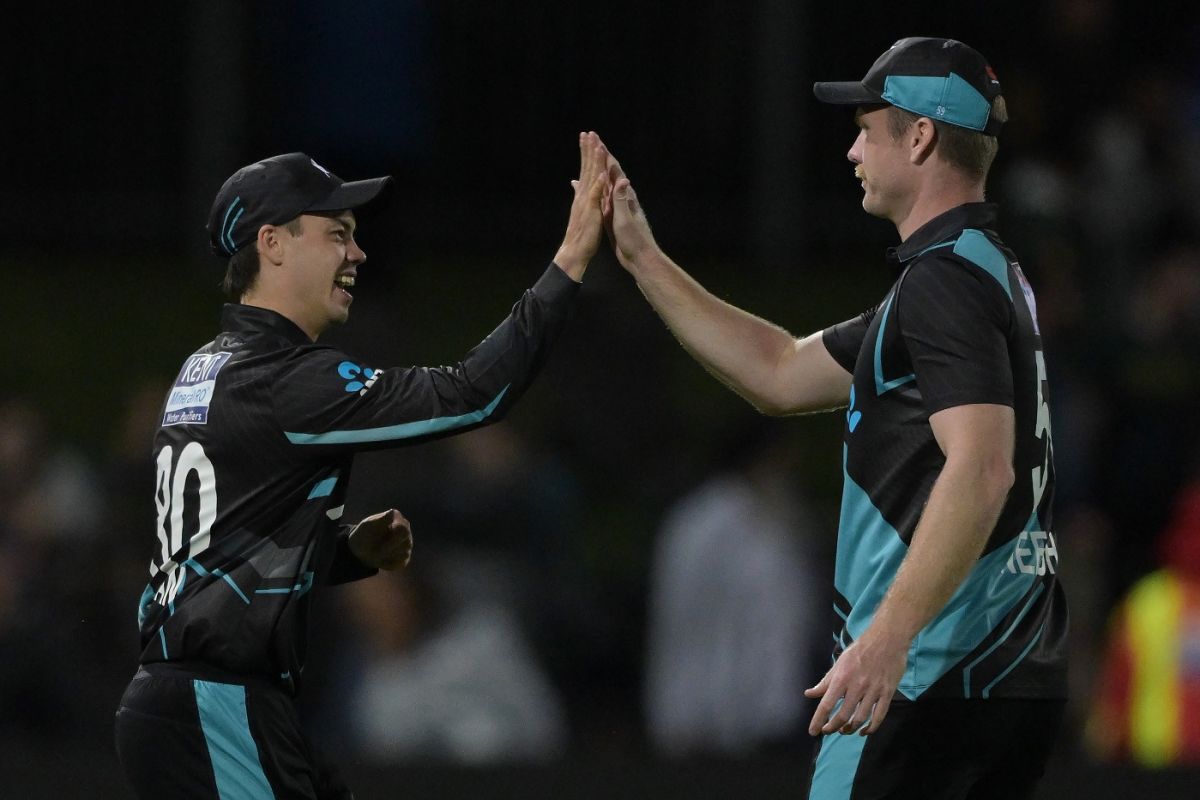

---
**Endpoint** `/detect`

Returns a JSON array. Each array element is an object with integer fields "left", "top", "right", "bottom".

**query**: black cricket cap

[
  {"left": 207, "top": 152, "right": 394, "bottom": 258},
  {"left": 813, "top": 37, "right": 1003, "bottom": 135}
]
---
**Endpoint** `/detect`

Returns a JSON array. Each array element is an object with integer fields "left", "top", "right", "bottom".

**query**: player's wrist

[
  {"left": 552, "top": 246, "right": 587, "bottom": 282},
  {"left": 862, "top": 609, "right": 919, "bottom": 653}
]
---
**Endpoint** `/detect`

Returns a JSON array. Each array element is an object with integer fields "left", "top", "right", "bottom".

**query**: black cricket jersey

[
  {"left": 136, "top": 264, "right": 578, "bottom": 694},
  {"left": 821, "top": 203, "right": 1067, "bottom": 700}
]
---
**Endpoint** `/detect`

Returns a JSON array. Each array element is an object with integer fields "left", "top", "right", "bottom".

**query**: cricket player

[
  {"left": 115, "top": 133, "right": 609, "bottom": 798},
  {"left": 605, "top": 39, "right": 1066, "bottom": 799}
]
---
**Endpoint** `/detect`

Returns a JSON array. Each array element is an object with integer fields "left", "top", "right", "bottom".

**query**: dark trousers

[
  {"left": 115, "top": 663, "right": 353, "bottom": 800},
  {"left": 808, "top": 698, "right": 1065, "bottom": 800}
]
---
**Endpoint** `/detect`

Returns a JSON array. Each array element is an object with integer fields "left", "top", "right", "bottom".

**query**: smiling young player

[{"left": 115, "top": 137, "right": 610, "bottom": 799}]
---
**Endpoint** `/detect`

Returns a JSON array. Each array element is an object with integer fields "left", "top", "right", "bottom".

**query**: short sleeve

[
  {"left": 896, "top": 256, "right": 1014, "bottom": 414},
  {"left": 822, "top": 310, "right": 875, "bottom": 373}
]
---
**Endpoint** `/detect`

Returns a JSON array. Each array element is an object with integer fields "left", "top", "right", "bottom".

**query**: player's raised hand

[
  {"left": 348, "top": 508, "right": 413, "bottom": 571},
  {"left": 604, "top": 151, "right": 660, "bottom": 274},
  {"left": 553, "top": 131, "right": 610, "bottom": 281}
]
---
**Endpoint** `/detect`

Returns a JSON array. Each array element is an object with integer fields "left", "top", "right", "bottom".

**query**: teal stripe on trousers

[
  {"left": 809, "top": 732, "right": 867, "bottom": 799},
  {"left": 193, "top": 680, "right": 275, "bottom": 799}
]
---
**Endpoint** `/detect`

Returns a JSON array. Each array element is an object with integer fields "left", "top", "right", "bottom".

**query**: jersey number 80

[{"left": 152, "top": 442, "right": 217, "bottom": 605}]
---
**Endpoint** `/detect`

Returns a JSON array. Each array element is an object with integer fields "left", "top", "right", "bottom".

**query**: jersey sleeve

[
  {"left": 896, "top": 255, "right": 1014, "bottom": 415},
  {"left": 325, "top": 526, "right": 379, "bottom": 585},
  {"left": 821, "top": 310, "right": 875, "bottom": 373},
  {"left": 273, "top": 264, "right": 579, "bottom": 452}
]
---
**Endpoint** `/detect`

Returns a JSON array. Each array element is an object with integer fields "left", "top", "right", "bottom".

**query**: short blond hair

[{"left": 887, "top": 96, "right": 1008, "bottom": 182}]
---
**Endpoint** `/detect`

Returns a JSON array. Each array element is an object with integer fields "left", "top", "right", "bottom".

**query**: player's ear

[
  {"left": 258, "top": 224, "right": 286, "bottom": 266},
  {"left": 910, "top": 118, "right": 937, "bottom": 165}
]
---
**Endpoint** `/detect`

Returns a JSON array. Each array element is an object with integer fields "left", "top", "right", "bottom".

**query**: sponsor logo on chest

[{"left": 162, "top": 351, "right": 233, "bottom": 426}]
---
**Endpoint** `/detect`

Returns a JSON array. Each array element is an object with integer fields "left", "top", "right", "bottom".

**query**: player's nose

[{"left": 347, "top": 238, "right": 366, "bottom": 265}]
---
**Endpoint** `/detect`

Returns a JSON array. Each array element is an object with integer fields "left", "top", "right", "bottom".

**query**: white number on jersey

[{"left": 151, "top": 442, "right": 217, "bottom": 605}]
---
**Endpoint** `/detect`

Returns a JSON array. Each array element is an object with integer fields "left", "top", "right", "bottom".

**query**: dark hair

[
  {"left": 887, "top": 96, "right": 1008, "bottom": 182},
  {"left": 220, "top": 217, "right": 304, "bottom": 301}
]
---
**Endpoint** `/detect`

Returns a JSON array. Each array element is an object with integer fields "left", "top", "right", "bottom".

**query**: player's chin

[
  {"left": 861, "top": 194, "right": 887, "bottom": 219},
  {"left": 327, "top": 297, "right": 352, "bottom": 324}
]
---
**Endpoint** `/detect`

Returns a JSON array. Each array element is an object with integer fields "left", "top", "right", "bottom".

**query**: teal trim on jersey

[
  {"left": 254, "top": 571, "right": 315, "bottom": 596},
  {"left": 809, "top": 732, "right": 867, "bottom": 800},
  {"left": 186, "top": 559, "right": 251, "bottom": 605},
  {"left": 307, "top": 476, "right": 338, "bottom": 499},
  {"left": 137, "top": 583, "right": 154, "bottom": 626},
  {"left": 285, "top": 385, "right": 510, "bottom": 445},
  {"left": 901, "top": 542, "right": 1035, "bottom": 699},
  {"left": 917, "top": 240, "right": 955, "bottom": 257},
  {"left": 952, "top": 229, "right": 1012, "bottom": 300},
  {"left": 962, "top": 582, "right": 1045, "bottom": 697},
  {"left": 983, "top": 620, "right": 1047, "bottom": 698},
  {"left": 833, "top": 605, "right": 850, "bottom": 651},
  {"left": 835, "top": 447, "right": 908, "bottom": 641},
  {"left": 169, "top": 567, "right": 188, "bottom": 616},
  {"left": 193, "top": 680, "right": 275, "bottom": 800},
  {"left": 215, "top": 571, "right": 250, "bottom": 605},
  {"left": 872, "top": 296, "right": 915, "bottom": 395},
  {"left": 158, "top": 627, "right": 168, "bottom": 659},
  {"left": 837, "top": 445, "right": 1038, "bottom": 699},
  {"left": 881, "top": 73, "right": 991, "bottom": 131}
]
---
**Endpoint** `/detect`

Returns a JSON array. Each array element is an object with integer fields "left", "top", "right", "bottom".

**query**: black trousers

[
  {"left": 807, "top": 698, "right": 1065, "bottom": 800},
  {"left": 115, "top": 663, "right": 353, "bottom": 800}
]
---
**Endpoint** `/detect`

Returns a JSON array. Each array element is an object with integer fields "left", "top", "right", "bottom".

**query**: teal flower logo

[
  {"left": 847, "top": 385, "right": 862, "bottom": 433},
  {"left": 338, "top": 361, "right": 376, "bottom": 393}
]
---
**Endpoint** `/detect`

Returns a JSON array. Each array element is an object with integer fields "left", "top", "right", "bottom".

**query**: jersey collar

[
  {"left": 886, "top": 202, "right": 999, "bottom": 268},
  {"left": 221, "top": 304, "right": 314, "bottom": 346}
]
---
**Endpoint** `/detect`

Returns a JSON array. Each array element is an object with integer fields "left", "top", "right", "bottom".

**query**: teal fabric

[
  {"left": 881, "top": 73, "right": 991, "bottom": 131},
  {"left": 953, "top": 229, "right": 1012, "bottom": 300},
  {"left": 193, "top": 680, "right": 274, "bottom": 800}
]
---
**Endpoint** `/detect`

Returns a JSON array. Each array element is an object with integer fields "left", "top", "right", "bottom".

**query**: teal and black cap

[
  {"left": 813, "top": 37, "right": 1003, "bottom": 135},
  {"left": 207, "top": 152, "right": 393, "bottom": 258}
]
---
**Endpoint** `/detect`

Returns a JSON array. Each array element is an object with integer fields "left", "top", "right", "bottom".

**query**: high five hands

[
  {"left": 554, "top": 131, "right": 612, "bottom": 281},
  {"left": 555, "top": 132, "right": 664, "bottom": 280}
]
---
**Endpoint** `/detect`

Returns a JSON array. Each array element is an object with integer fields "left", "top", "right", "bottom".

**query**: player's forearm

[
  {"left": 629, "top": 249, "right": 807, "bottom": 414},
  {"left": 867, "top": 454, "right": 1014, "bottom": 646}
]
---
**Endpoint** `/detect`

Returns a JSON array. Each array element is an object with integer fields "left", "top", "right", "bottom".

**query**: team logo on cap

[{"left": 310, "top": 159, "right": 332, "bottom": 178}]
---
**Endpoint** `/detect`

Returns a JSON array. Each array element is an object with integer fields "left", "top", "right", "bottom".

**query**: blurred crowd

[{"left": 3, "top": 0, "right": 1200, "bottom": 775}]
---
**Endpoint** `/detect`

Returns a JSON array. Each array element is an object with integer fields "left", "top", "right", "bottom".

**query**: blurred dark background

[{"left": 3, "top": 0, "right": 1200, "bottom": 797}]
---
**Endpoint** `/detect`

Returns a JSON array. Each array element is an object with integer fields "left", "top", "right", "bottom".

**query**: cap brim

[
  {"left": 813, "top": 81, "right": 884, "bottom": 106},
  {"left": 307, "top": 176, "right": 395, "bottom": 217}
]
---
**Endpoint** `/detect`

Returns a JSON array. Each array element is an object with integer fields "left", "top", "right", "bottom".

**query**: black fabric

[
  {"left": 813, "top": 37, "right": 1003, "bottom": 135},
  {"left": 819, "top": 202, "right": 1066, "bottom": 701},
  {"left": 115, "top": 667, "right": 219, "bottom": 799},
  {"left": 807, "top": 699, "right": 1065, "bottom": 800},
  {"left": 822, "top": 310, "right": 876, "bottom": 374},
  {"left": 896, "top": 255, "right": 1013, "bottom": 415},
  {"left": 207, "top": 152, "right": 393, "bottom": 257},
  {"left": 888, "top": 203, "right": 1001, "bottom": 264},
  {"left": 115, "top": 664, "right": 353, "bottom": 800},
  {"left": 134, "top": 262, "right": 579, "bottom": 696}
]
